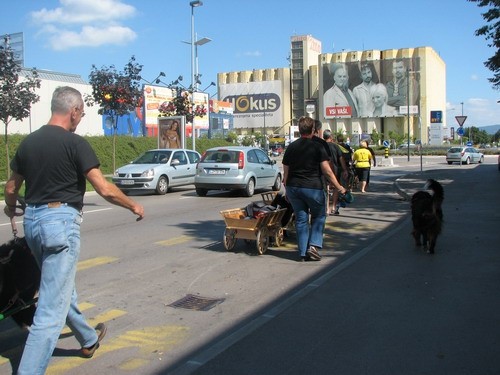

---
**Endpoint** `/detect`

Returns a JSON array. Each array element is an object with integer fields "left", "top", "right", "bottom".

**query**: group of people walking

[{"left": 282, "top": 116, "right": 375, "bottom": 262}]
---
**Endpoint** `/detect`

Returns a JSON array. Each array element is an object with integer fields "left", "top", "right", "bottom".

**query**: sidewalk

[{"left": 168, "top": 166, "right": 500, "bottom": 375}]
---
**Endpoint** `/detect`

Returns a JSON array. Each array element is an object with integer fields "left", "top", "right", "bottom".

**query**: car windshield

[
  {"left": 133, "top": 151, "right": 172, "bottom": 164},
  {"left": 201, "top": 150, "right": 239, "bottom": 163}
]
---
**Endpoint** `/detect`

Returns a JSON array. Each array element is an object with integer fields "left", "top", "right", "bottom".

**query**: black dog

[
  {"left": 411, "top": 179, "right": 444, "bottom": 254},
  {"left": 0, "top": 237, "right": 40, "bottom": 328}
]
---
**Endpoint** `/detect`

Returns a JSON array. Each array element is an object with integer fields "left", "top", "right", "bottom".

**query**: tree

[
  {"left": 0, "top": 37, "right": 41, "bottom": 179},
  {"left": 158, "top": 89, "right": 206, "bottom": 123},
  {"left": 464, "top": 126, "right": 490, "bottom": 144},
  {"left": 469, "top": 0, "right": 500, "bottom": 89},
  {"left": 85, "top": 56, "right": 143, "bottom": 170}
]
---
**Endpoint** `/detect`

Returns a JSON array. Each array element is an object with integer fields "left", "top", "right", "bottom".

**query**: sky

[{"left": 2, "top": 0, "right": 499, "bottom": 128}]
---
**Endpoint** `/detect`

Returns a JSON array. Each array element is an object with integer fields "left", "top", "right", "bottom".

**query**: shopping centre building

[{"left": 219, "top": 34, "right": 447, "bottom": 145}]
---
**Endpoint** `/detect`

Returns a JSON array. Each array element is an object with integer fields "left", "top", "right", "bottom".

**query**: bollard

[{"left": 384, "top": 147, "right": 389, "bottom": 158}]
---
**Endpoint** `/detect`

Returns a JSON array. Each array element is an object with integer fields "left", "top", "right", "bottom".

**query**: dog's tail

[{"left": 425, "top": 179, "right": 444, "bottom": 214}]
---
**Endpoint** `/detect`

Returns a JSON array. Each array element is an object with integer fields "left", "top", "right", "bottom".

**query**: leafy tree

[
  {"left": 464, "top": 126, "right": 490, "bottom": 144},
  {"left": 469, "top": 0, "right": 500, "bottom": 89},
  {"left": 158, "top": 88, "right": 207, "bottom": 123},
  {"left": 241, "top": 135, "right": 254, "bottom": 146},
  {"left": 226, "top": 131, "right": 238, "bottom": 144},
  {"left": 370, "top": 129, "right": 381, "bottom": 145},
  {"left": 0, "top": 38, "right": 41, "bottom": 179},
  {"left": 85, "top": 56, "right": 143, "bottom": 170}
]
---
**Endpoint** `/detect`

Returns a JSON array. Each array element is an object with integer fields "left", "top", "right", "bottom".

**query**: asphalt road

[{"left": 0, "top": 155, "right": 498, "bottom": 375}]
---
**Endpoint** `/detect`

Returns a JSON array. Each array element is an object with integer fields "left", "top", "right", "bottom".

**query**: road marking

[
  {"left": 156, "top": 235, "right": 193, "bottom": 246},
  {"left": 46, "top": 325, "right": 189, "bottom": 375},
  {"left": 0, "top": 220, "right": 22, "bottom": 228},
  {"left": 82, "top": 208, "right": 113, "bottom": 214},
  {"left": 119, "top": 358, "right": 150, "bottom": 370},
  {"left": 77, "top": 256, "right": 118, "bottom": 271}
]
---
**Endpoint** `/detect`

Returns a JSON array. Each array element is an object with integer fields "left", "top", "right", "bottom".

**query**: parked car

[
  {"left": 498, "top": 154, "right": 500, "bottom": 171},
  {"left": 194, "top": 146, "right": 282, "bottom": 197},
  {"left": 398, "top": 143, "right": 417, "bottom": 150},
  {"left": 113, "top": 149, "right": 201, "bottom": 195},
  {"left": 446, "top": 146, "right": 484, "bottom": 165}
]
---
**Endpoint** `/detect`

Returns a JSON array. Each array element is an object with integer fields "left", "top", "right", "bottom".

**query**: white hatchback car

[
  {"left": 194, "top": 146, "right": 282, "bottom": 197},
  {"left": 446, "top": 146, "right": 484, "bottom": 165},
  {"left": 113, "top": 149, "right": 201, "bottom": 195}
]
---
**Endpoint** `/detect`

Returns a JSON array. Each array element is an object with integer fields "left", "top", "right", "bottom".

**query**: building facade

[
  {"left": 9, "top": 69, "right": 104, "bottom": 136},
  {"left": 218, "top": 36, "right": 446, "bottom": 145}
]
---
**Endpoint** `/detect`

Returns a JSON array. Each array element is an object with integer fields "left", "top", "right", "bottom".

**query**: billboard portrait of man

[
  {"left": 323, "top": 63, "right": 359, "bottom": 118},
  {"left": 352, "top": 62, "right": 380, "bottom": 117},
  {"left": 385, "top": 58, "right": 420, "bottom": 111}
]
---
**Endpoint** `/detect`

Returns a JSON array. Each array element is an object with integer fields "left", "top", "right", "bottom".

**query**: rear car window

[
  {"left": 202, "top": 150, "right": 239, "bottom": 163},
  {"left": 448, "top": 148, "right": 462, "bottom": 153}
]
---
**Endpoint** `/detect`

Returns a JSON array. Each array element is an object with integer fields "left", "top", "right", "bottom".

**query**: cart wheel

[
  {"left": 256, "top": 228, "right": 269, "bottom": 255},
  {"left": 274, "top": 227, "right": 284, "bottom": 246},
  {"left": 223, "top": 229, "right": 237, "bottom": 251}
]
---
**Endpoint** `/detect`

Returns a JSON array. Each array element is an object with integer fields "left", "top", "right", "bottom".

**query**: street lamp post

[
  {"left": 406, "top": 68, "right": 411, "bottom": 162},
  {"left": 190, "top": 0, "right": 203, "bottom": 151}
]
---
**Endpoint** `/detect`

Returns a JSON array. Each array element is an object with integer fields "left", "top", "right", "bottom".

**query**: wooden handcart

[{"left": 220, "top": 207, "right": 287, "bottom": 255}]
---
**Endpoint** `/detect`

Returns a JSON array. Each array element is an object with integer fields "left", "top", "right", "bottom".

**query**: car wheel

[
  {"left": 465, "top": 157, "right": 470, "bottom": 165},
  {"left": 272, "top": 174, "right": 282, "bottom": 191},
  {"left": 156, "top": 176, "right": 168, "bottom": 195},
  {"left": 479, "top": 156, "right": 484, "bottom": 164},
  {"left": 447, "top": 161, "right": 452, "bottom": 165},
  {"left": 244, "top": 178, "right": 255, "bottom": 197},
  {"left": 196, "top": 188, "right": 208, "bottom": 197}
]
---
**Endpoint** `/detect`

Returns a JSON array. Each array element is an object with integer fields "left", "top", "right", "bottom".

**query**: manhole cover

[{"left": 168, "top": 294, "right": 225, "bottom": 311}]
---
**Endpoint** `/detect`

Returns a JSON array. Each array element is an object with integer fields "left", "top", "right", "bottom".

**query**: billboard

[
  {"left": 323, "top": 57, "right": 420, "bottom": 119},
  {"left": 191, "top": 91, "right": 209, "bottom": 136},
  {"left": 158, "top": 116, "right": 185, "bottom": 149},
  {"left": 143, "top": 85, "right": 176, "bottom": 137},
  {"left": 219, "top": 81, "right": 283, "bottom": 129},
  {"left": 142, "top": 85, "right": 209, "bottom": 138}
]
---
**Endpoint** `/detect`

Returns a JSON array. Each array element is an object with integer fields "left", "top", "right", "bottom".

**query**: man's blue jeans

[
  {"left": 17, "top": 204, "right": 98, "bottom": 375},
  {"left": 285, "top": 186, "right": 327, "bottom": 257}
]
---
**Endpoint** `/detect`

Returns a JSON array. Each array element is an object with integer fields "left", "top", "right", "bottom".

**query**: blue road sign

[
  {"left": 456, "top": 127, "right": 464, "bottom": 136},
  {"left": 383, "top": 140, "right": 390, "bottom": 147},
  {"left": 466, "top": 141, "right": 473, "bottom": 146}
]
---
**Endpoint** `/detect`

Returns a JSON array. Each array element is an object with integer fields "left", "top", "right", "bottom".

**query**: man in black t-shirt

[
  {"left": 4, "top": 86, "right": 145, "bottom": 373},
  {"left": 283, "top": 117, "right": 346, "bottom": 262}
]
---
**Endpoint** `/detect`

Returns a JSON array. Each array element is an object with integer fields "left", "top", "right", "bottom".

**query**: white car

[
  {"left": 113, "top": 149, "right": 201, "bottom": 195},
  {"left": 446, "top": 146, "right": 484, "bottom": 165},
  {"left": 398, "top": 143, "right": 417, "bottom": 150}
]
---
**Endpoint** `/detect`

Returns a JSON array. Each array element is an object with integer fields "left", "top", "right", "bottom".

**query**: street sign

[
  {"left": 466, "top": 141, "right": 473, "bottom": 146},
  {"left": 399, "top": 105, "right": 419, "bottom": 115},
  {"left": 430, "top": 110, "right": 443, "bottom": 123},
  {"left": 456, "top": 127, "right": 464, "bottom": 136},
  {"left": 383, "top": 140, "right": 390, "bottom": 148},
  {"left": 455, "top": 115, "right": 467, "bottom": 126}
]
